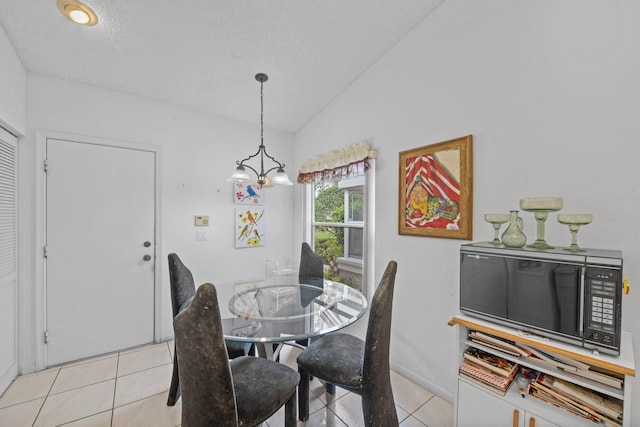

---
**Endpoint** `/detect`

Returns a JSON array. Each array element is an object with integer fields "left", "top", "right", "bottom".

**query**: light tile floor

[{"left": 0, "top": 342, "right": 453, "bottom": 427}]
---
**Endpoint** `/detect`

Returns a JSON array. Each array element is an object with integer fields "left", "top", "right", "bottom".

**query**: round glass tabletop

[{"left": 222, "top": 279, "right": 368, "bottom": 344}]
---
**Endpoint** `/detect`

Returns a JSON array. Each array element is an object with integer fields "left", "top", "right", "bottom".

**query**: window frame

[{"left": 303, "top": 160, "right": 375, "bottom": 297}]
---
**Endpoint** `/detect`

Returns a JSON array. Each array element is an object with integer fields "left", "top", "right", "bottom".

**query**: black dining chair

[
  {"left": 299, "top": 242, "right": 324, "bottom": 291},
  {"left": 174, "top": 282, "right": 300, "bottom": 427},
  {"left": 296, "top": 260, "right": 399, "bottom": 426},
  {"left": 166, "top": 253, "right": 250, "bottom": 406},
  {"left": 295, "top": 242, "right": 324, "bottom": 350}
]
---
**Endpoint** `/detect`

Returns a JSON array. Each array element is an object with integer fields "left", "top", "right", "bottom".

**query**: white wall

[
  {"left": 294, "top": 0, "right": 640, "bottom": 420},
  {"left": 0, "top": 23, "right": 26, "bottom": 135},
  {"left": 19, "top": 73, "right": 296, "bottom": 372}
]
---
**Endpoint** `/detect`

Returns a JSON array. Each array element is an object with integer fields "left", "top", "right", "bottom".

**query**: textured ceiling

[{"left": 0, "top": 0, "right": 443, "bottom": 132}]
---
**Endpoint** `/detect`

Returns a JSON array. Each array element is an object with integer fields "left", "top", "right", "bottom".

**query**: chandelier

[{"left": 227, "top": 73, "right": 293, "bottom": 188}]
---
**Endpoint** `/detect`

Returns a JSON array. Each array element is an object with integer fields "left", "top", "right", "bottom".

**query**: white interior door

[{"left": 45, "top": 138, "right": 156, "bottom": 366}]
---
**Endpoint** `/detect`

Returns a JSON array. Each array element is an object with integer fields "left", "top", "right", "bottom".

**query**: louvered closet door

[{"left": 0, "top": 127, "right": 17, "bottom": 395}]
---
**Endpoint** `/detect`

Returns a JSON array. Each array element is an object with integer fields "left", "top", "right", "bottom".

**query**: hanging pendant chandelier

[{"left": 227, "top": 73, "right": 293, "bottom": 189}]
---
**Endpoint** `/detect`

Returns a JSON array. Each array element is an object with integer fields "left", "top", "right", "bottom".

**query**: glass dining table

[{"left": 214, "top": 278, "right": 368, "bottom": 360}]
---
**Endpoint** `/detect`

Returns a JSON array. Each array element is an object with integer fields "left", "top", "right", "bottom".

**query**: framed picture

[
  {"left": 398, "top": 135, "right": 473, "bottom": 239},
  {"left": 235, "top": 207, "right": 266, "bottom": 248},
  {"left": 233, "top": 182, "right": 265, "bottom": 205}
]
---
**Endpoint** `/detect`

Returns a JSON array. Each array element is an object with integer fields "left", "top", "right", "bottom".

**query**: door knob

[
  {"left": 143, "top": 254, "right": 152, "bottom": 261},
  {"left": 143, "top": 241, "right": 151, "bottom": 247}
]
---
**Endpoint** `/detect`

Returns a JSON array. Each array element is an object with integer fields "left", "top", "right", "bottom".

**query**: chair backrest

[
  {"left": 361, "top": 261, "right": 398, "bottom": 425},
  {"left": 299, "top": 242, "right": 324, "bottom": 285},
  {"left": 174, "top": 283, "right": 238, "bottom": 427},
  {"left": 168, "top": 253, "right": 196, "bottom": 318},
  {"left": 298, "top": 242, "right": 324, "bottom": 306}
]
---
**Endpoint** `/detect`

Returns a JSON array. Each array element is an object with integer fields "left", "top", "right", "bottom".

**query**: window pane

[
  {"left": 347, "top": 228, "right": 363, "bottom": 258},
  {"left": 348, "top": 187, "right": 364, "bottom": 222},
  {"left": 314, "top": 182, "right": 344, "bottom": 223},
  {"left": 313, "top": 225, "right": 344, "bottom": 262},
  {"left": 310, "top": 175, "right": 367, "bottom": 293}
]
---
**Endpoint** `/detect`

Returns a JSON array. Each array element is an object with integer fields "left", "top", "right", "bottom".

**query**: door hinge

[
  {"left": 44, "top": 246, "right": 48, "bottom": 258},
  {"left": 44, "top": 331, "right": 49, "bottom": 344},
  {"left": 44, "top": 159, "right": 48, "bottom": 172}
]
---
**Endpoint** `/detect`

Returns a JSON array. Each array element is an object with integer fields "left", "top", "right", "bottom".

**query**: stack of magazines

[
  {"left": 529, "top": 374, "right": 623, "bottom": 427},
  {"left": 459, "top": 347, "right": 518, "bottom": 396},
  {"left": 468, "top": 330, "right": 624, "bottom": 390}
]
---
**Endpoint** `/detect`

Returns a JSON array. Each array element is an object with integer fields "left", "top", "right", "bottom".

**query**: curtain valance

[{"left": 297, "top": 141, "right": 377, "bottom": 184}]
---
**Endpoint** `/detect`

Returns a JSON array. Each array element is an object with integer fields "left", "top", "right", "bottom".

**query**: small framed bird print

[
  {"left": 235, "top": 207, "right": 265, "bottom": 248},
  {"left": 233, "top": 182, "right": 265, "bottom": 205}
]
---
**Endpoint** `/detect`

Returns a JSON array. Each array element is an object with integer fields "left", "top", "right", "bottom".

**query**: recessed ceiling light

[{"left": 56, "top": 0, "right": 98, "bottom": 26}]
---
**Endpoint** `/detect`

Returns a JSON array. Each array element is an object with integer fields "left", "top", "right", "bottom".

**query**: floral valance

[{"left": 297, "top": 141, "right": 377, "bottom": 184}]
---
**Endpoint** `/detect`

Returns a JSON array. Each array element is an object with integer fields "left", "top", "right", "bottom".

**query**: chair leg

[
  {"left": 284, "top": 390, "right": 297, "bottom": 427},
  {"left": 326, "top": 382, "right": 335, "bottom": 395},
  {"left": 298, "top": 370, "right": 310, "bottom": 421},
  {"left": 167, "top": 350, "right": 180, "bottom": 406}
]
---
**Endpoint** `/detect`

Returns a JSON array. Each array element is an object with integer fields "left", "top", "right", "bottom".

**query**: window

[
  {"left": 310, "top": 176, "right": 365, "bottom": 291},
  {"left": 299, "top": 142, "right": 375, "bottom": 295}
]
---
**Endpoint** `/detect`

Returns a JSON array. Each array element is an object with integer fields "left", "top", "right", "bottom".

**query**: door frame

[{"left": 34, "top": 130, "right": 163, "bottom": 370}]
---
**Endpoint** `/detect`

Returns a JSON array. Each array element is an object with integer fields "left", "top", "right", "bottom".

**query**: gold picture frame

[{"left": 398, "top": 135, "right": 473, "bottom": 239}]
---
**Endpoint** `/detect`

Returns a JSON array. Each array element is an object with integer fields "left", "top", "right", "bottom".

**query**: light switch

[
  {"left": 195, "top": 215, "right": 209, "bottom": 226},
  {"left": 196, "top": 231, "right": 208, "bottom": 241}
]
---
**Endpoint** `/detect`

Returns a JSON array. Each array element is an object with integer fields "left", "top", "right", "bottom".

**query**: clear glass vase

[{"left": 501, "top": 210, "right": 526, "bottom": 248}]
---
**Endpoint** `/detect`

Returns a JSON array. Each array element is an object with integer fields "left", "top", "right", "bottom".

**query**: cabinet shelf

[
  {"left": 450, "top": 314, "right": 635, "bottom": 377},
  {"left": 463, "top": 339, "right": 624, "bottom": 400}
]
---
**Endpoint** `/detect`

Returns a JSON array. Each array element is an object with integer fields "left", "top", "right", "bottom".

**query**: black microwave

[{"left": 459, "top": 242, "right": 623, "bottom": 356}]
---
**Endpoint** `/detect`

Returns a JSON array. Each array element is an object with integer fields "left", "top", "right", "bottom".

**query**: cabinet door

[
  {"left": 524, "top": 413, "right": 558, "bottom": 427},
  {"left": 457, "top": 380, "right": 523, "bottom": 427}
]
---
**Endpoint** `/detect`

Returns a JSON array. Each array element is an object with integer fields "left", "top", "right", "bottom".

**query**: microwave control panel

[{"left": 584, "top": 267, "right": 622, "bottom": 352}]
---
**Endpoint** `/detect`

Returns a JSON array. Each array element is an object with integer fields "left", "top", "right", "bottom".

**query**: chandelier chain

[
  {"left": 259, "top": 78, "right": 264, "bottom": 174},
  {"left": 260, "top": 78, "right": 264, "bottom": 146}
]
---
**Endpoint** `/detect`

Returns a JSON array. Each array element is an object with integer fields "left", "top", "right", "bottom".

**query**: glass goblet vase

[
  {"left": 520, "top": 197, "right": 563, "bottom": 249},
  {"left": 557, "top": 214, "right": 592, "bottom": 252},
  {"left": 484, "top": 213, "right": 511, "bottom": 245}
]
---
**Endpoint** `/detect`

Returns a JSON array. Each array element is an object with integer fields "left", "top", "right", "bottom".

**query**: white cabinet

[
  {"left": 458, "top": 380, "right": 561, "bottom": 427},
  {"left": 451, "top": 314, "right": 636, "bottom": 427},
  {"left": 524, "top": 412, "right": 559, "bottom": 427}
]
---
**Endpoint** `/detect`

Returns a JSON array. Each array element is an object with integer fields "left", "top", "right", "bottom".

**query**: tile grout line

[
  {"left": 117, "top": 362, "right": 173, "bottom": 379},
  {"left": 110, "top": 350, "right": 121, "bottom": 427},
  {"left": 56, "top": 410, "right": 112, "bottom": 427},
  {"left": 31, "top": 367, "right": 62, "bottom": 427},
  {"left": 113, "top": 390, "right": 169, "bottom": 412}
]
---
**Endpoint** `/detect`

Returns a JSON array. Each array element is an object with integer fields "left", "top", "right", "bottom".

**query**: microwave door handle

[{"left": 579, "top": 267, "right": 585, "bottom": 334}]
